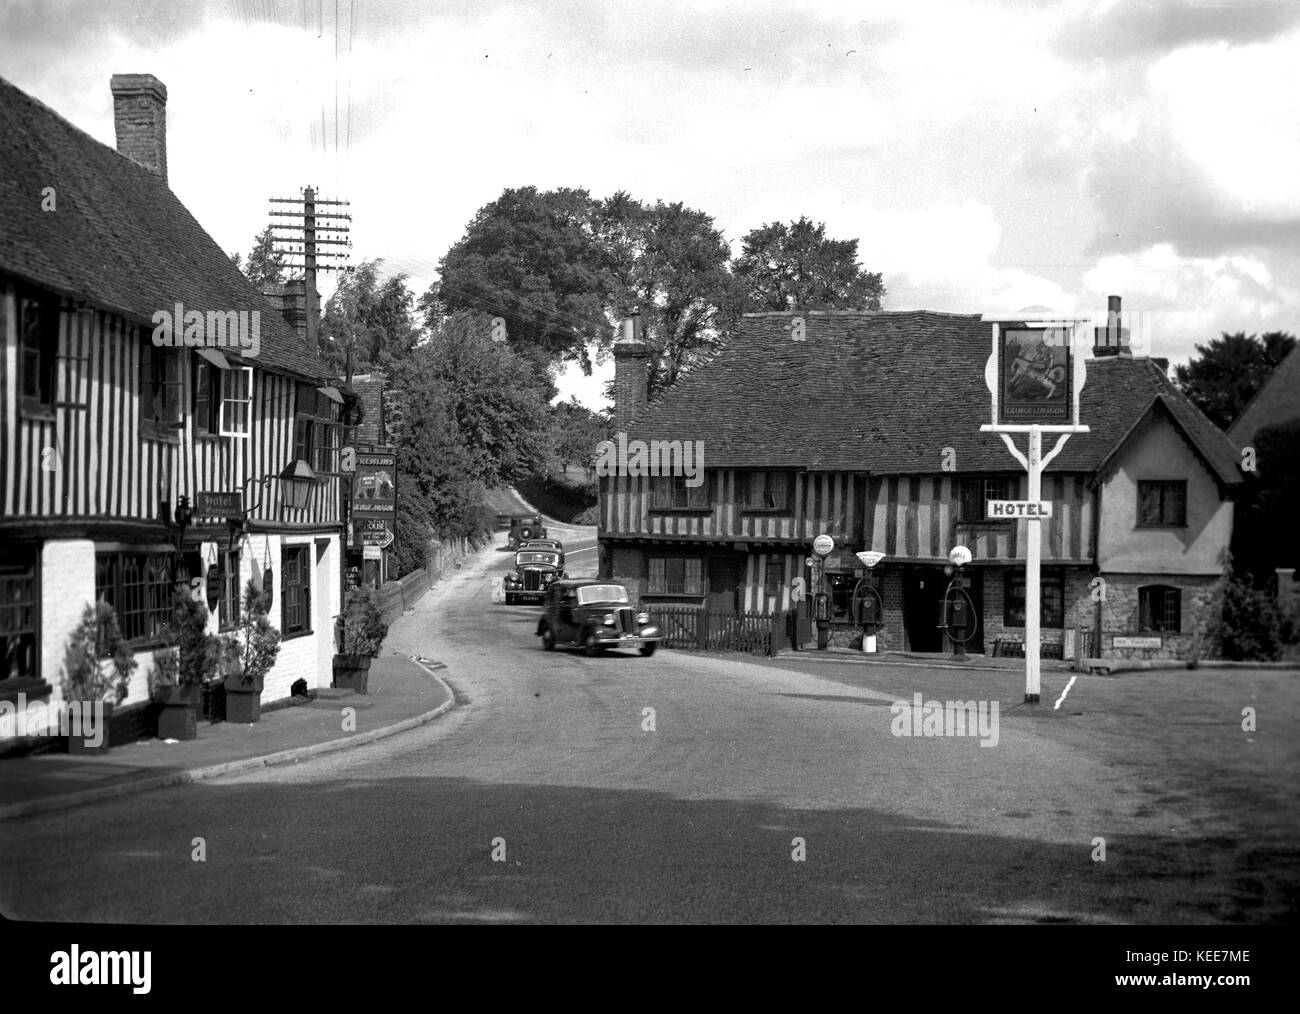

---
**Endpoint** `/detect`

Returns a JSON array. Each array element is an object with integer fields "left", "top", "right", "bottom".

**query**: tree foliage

[
  {"left": 732, "top": 216, "right": 885, "bottom": 313},
  {"left": 1173, "top": 330, "right": 1295, "bottom": 431},
  {"left": 433, "top": 187, "right": 612, "bottom": 373},
  {"left": 596, "top": 192, "right": 741, "bottom": 397},
  {"left": 321, "top": 260, "right": 420, "bottom": 377},
  {"left": 550, "top": 396, "right": 612, "bottom": 480},
  {"left": 231, "top": 226, "right": 292, "bottom": 289}
]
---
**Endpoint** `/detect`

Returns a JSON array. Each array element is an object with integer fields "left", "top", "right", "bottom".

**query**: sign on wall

[
  {"left": 1113, "top": 635, "right": 1162, "bottom": 649},
  {"left": 998, "top": 327, "right": 1073, "bottom": 424},
  {"left": 196, "top": 491, "right": 242, "bottom": 519}
]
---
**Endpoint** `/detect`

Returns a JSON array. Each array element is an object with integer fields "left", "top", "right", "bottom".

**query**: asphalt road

[{"left": 2, "top": 521, "right": 1297, "bottom": 924}]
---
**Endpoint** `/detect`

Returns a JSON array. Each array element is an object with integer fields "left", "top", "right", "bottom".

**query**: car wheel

[
  {"left": 541, "top": 626, "right": 556, "bottom": 651},
  {"left": 583, "top": 629, "right": 602, "bottom": 657},
  {"left": 639, "top": 643, "right": 657, "bottom": 657}
]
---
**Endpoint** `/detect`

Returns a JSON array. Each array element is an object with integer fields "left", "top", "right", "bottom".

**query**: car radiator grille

[
  {"left": 523, "top": 571, "right": 541, "bottom": 590},
  {"left": 617, "top": 607, "right": 636, "bottom": 634}
]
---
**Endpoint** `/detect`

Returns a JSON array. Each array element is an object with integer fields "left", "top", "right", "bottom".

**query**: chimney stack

[
  {"left": 612, "top": 314, "right": 649, "bottom": 432},
  {"left": 262, "top": 280, "right": 309, "bottom": 343},
  {"left": 110, "top": 74, "right": 168, "bottom": 183},
  {"left": 1092, "top": 294, "right": 1130, "bottom": 357}
]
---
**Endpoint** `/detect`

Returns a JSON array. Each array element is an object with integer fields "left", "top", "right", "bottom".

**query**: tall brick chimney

[
  {"left": 1093, "top": 294, "right": 1131, "bottom": 358},
  {"left": 612, "top": 315, "right": 649, "bottom": 432},
  {"left": 262, "top": 280, "right": 310, "bottom": 343},
  {"left": 110, "top": 74, "right": 168, "bottom": 183}
]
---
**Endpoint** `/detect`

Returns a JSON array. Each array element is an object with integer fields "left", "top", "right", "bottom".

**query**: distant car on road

[
  {"left": 504, "top": 547, "right": 564, "bottom": 604},
  {"left": 536, "top": 579, "right": 662, "bottom": 657},
  {"left": 508, "top": 515, "right": 547, "bottom": 547}
]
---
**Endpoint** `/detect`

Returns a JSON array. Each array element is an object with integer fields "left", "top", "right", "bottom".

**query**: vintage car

[
  {"left": 536, "top": 579, "right": 662, "bottom": 657},
  {"left": 508, "top": 514, "right": 548, "bottom": 547},
  {"left": 504, "top": 547, "right": 565, "bottom": 604},
  {"left": 519, "top": 538, "right": 565, "bottom": 569}
]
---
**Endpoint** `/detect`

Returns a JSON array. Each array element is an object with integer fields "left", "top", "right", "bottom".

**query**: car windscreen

[
  {"left": 516, "top": 553, "right": 559, "bottom": 566},
  {"left": 576, "top": 585, "right": 630, "bottom": 606}
]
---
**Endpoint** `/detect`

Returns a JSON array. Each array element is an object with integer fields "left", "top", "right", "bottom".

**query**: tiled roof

[
  {"left": 1228, "top": 343, "right": 1300, "bottom": 446},
  {"left": 628, "top": 310, "right": 1243, "bottom": 485},
  {"left": 349, "top": 373, "right": 386, "bottom": 446},
  {"left": 0, "top": 75, "right": 328, "bottom": 382}
]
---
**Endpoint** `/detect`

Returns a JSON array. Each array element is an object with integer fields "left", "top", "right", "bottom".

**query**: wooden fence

[{"left": 643, "top": 604, "right": 795, "bottom": 655}]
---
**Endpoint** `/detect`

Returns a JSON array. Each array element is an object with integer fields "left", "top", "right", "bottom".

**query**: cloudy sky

[{"left": 3, "top": 0, "right": 1298, "bottom": 408}]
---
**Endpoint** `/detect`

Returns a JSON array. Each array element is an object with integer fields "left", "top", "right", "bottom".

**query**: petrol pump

[
  {"left": 812, "top": 535, "right": 834, "bottom": 650},
  {"left": 852, "top": 550, "right": 886, "bottom": 652},
  {"left": 937, "top": 545, "right": 978, "bottom": 662}
]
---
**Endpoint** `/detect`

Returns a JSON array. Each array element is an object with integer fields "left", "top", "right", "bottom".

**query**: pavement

[
  {"left": 0, "top": 537, "right": 505, "bottom": 822},
  {"left": 774, "top": 645, "right": 1080, "bottom": 672}
]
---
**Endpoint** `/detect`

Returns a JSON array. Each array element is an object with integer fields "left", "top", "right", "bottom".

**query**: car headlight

[
  {"left": 637, "top": 612, "right": 650, "bottom": 625},
  {"left": 603, "top": 613, "right": 616, "bottom": 627}
]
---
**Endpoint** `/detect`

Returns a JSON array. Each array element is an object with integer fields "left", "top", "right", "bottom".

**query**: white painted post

[{"left": 1025, "top": 426, "right": 1042, "bottom": 703}]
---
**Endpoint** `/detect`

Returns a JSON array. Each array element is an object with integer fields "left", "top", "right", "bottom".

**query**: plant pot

[
  {"left": 224, "top": 684, "right": 262, "bottom": 723},
  {"left": 157, "top": 703, "right": 198, "bottom": 741},
  {"left": 66, "top": 701, "right": 114, "bottom": 755},
  {"left": 332, "top": 654, "right": 372, "bottom": 694}
]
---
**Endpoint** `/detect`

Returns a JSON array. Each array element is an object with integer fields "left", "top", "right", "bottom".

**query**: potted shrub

[
  {"left": 222, "top": 581, "right": 281, "bottom": 723},
  {"left": 332, "top": 587, "right": 388, "bottom": 694},
  {"left": 62, "top": 602, "right": 135, "bottom": 755},
  {"left": 151, "top": 589, "right": 218, "bottom": 740}
]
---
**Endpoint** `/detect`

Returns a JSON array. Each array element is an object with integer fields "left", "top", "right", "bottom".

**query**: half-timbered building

[
  {"left": 0, "top": 73, "right": 344, "bottom": 736},
  {"left": 599, "top": 307, "right": 1243, "bottom": 660}
]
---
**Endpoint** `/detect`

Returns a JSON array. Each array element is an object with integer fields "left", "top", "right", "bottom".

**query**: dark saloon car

[
  {"left": 508, "top": 515, "right": 548, "bottom": 548},
  {"left": 536, "top": 579, "right": 662, "bottom": 656},
  {"left": 519, "top": 538, "right": 565, "bottom": 569},
  {"left": 504, "top": 548, "right": 564, "bottom": 604}
]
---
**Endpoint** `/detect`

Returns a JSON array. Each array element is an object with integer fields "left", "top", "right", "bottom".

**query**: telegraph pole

[
  {"left": 267, "top": 187, "right": 352, "bottom": 350},
  {"left": 266, "top": 186, "right": 353, "bottom": 647}
]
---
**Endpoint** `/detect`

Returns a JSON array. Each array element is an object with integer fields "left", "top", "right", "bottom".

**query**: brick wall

[{"left": 1095, "top": 572, "right": 1219, "bottom": 660}]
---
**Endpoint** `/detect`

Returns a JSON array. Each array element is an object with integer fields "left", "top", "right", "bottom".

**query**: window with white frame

[{"left": 219, "top": 367, "right": 253, "bottom": 437}]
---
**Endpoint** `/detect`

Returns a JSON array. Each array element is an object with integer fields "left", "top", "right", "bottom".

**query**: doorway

[
  {"left": 707, "top": 554, "right": 745, "bottom": 613},
  {"left": 903, "top": 567, "right": 946, "bottom": 652}
]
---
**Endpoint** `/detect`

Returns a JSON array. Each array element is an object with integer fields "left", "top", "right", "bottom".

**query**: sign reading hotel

[
  {"left": 195, "top": 491, "right": 242, "bottom": 519},
  {"left": 352, "top": 450, "right": 396, "bottom": 516},
  {"left": 998, "top": 327, "right": 1072, "bottom": 424},
  {"left": 987, "top": 500, "right": 1054, "bottom": 519}
]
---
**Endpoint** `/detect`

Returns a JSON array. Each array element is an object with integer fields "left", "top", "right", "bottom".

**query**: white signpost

[{"left": 983, "top": 318, "right": 1091, "bottom": 703}]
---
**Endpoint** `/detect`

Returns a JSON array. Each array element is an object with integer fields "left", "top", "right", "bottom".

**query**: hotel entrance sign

[
  {"left": 987, "top": 500, "right": 1054, "bottom": 519},
  {"left": 982, "top": 316, "right": 1091, "bottom": 704}
]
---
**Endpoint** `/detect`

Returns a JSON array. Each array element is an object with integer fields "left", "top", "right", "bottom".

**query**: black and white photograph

[{"left": 0, "top": 0, "right": 1295, "bottom": 980}]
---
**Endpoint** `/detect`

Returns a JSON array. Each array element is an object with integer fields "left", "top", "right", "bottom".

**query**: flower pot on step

[
  {"left": 332, "top": 654, "right": 372, "bottom": 694},
  {"left": 224, "top": 677, "right": 263, "bottom": 723},
  {"left": 66, "top": 701, "right": 114, "bottom": 755}
]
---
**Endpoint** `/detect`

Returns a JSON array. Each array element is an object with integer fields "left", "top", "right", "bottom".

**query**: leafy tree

[
  {"left": 414, "top": 310, "right": 556, "bottom": 487},
  {"left": 1173, "top": 331, "right": 1295, "bottom": 431},
  {"left": 321, "top": 260, "right": 420, "bottom": 377},
  {"left": 595, "top": 192, "right": 741, "bottom": 397},
  {"left": 231, "top": 226, "right": 292, "bottom": 289},
  {"left": 732, "top": 216, "right": 885, "bottom": 313},
  {"left": 1232, "top": 417, "right": 1300, "bottom": 584},
  {"left": 551, "top": 396, "right": 612, "bottom": 480},
  {"left": 432, "top": 187, "right": 613, "bottom": 373}
]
